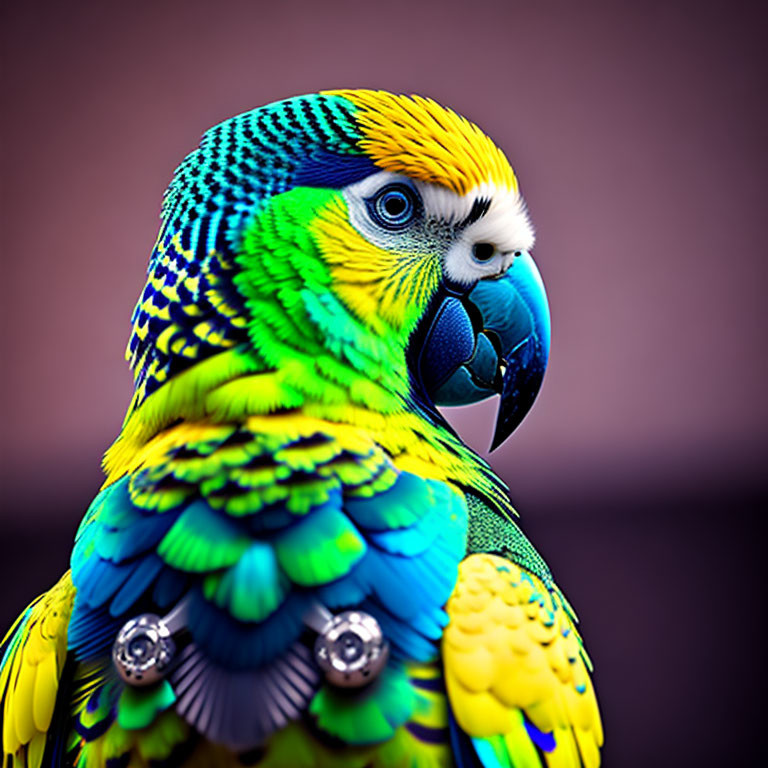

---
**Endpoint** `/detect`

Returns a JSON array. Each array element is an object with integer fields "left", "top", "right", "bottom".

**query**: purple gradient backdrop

[{"left": 1, "top": 1, "right": 766, "bottom": 765}]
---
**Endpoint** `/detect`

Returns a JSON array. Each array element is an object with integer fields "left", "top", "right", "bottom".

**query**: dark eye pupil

[
  {"left": 384, "top": 195, "right": 406, "bottom": 216},
  {"left": 367, "top": 184, "right": 418, "bottom": 230},
  {"left": 472, "top": 242, "right": 495, "bottom": 262}
]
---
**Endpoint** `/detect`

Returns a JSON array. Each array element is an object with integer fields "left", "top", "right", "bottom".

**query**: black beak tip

[
  {"left": 489, "top": 409, "right": 524, "bottom": 453},
  {"left": 489, "top": 350, "right": 546, "bottom": 452},
  {"left": 490, "top": 403, "right": 531, "bottom": 453}
]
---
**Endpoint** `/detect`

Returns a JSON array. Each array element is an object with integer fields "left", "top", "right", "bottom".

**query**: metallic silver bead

[
  {"left": 112, "top": 613, "right": 175, "bottom": 686},
  {"left": 314, "top": 610, "right": 388, "bottom": 688}
]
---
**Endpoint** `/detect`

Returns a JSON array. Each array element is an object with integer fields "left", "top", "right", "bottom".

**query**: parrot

[{"left": 0, "top": 89, "right": 602, "bottom": 768}]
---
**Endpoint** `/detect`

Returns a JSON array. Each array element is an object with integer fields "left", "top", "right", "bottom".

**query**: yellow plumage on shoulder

[
  {"left": 1, "top": 571, "right": 75, "bottom": 768},
  {"left": 444, "top": 554, "right": 603, "bottom": 768}
]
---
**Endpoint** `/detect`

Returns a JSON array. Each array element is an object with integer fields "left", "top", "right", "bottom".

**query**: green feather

[
  {"left": 134, "top": 710, "right": 189, "bottom": 761},
  {"left": 157, "top": 500, "right": 250, "bottom": 571},
  {"left": 344, "top": 472, "right": 429, "bottom": 530},
  {"left": 465, "top": 492, "right": 553, "bottom": 588},
  {"left": 475, "top": 713, "right": 545, "bottom": 768},
  {"left": 77, "top": 682, "right": 119, "bottom": 731},
  {"left": 233, "top": 187, "right": 410, "bottom": 408},
  {"left": 309, "top": 667, "right": 416, "bottom": 745},
  {"left": 275, "top": 504, "right": 366, "bottom": 586},
  {"left": 116, "top": 680, "right": 176, "bottom": 730}
]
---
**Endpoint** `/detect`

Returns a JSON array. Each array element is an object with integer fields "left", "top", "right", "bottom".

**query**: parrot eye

[
  {"left": 366, "top": 184, "right": 420, "bottom": 230},
  {"left": 472, "top": 242, "right": 496, "bottom": 263}
]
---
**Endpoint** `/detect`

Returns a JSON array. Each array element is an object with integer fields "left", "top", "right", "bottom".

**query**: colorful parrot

[{"left": 1, "top": 90, "right": 602, "bottom": 768}]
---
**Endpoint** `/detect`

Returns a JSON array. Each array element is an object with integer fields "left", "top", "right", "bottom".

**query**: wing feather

[
  {"left": 0, "top": 571, "right": 75, "bottom": 767},
  {"left": 444, "top": 554, "right": 602, "bottom": 768}
]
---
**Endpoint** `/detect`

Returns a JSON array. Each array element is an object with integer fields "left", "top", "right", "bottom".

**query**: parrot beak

[{"left": 416, "top": 252, "right": 551, "bottom": 451}]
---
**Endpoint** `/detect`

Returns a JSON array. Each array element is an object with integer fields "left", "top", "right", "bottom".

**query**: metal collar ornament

[
  {"left": 313, "top": 610, "right": 389, "bottom": 688},
  {"left": 112, "top": 613, "right": 176, "bottom": 686}
]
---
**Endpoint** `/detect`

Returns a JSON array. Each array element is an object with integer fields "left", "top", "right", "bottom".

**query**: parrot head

[{"left": 126, "top": 90, "right": 550, "bottom": 452}]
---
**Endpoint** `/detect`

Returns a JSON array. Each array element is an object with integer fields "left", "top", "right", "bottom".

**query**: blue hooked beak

[{"left": 417, "top": 252, "right": 551, "bottom": 451}]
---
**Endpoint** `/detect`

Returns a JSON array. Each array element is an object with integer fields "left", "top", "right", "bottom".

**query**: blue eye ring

[{"left": 366, "top": 184, "right": 420, "bottom": 230}]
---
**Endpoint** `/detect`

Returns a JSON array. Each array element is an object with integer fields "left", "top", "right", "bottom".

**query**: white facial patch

[
  {"left": 342, "top": 171, "right": 536, "bottom": 286},
  {"left": 438, "top": 182, "right": 535, "bottom": 286}
]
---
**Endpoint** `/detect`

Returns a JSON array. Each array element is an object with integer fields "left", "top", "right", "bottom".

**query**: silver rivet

[
  {"left": 112, "top": 613, "right": 175, "bottom": 686},
  {"left": 314, "top": 610, "right": 388, "bottom": 688}
]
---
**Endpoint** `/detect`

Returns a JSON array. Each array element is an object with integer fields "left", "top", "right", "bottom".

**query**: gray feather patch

[{"left": 170, "top": 641, "right": 320, "bottom": 749}]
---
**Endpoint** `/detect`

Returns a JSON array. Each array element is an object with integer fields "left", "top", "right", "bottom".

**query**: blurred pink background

[
  {"left": 1, "top": 1, "right": 766, "bottom": 765},
  {"left": 2, "top": 0, "right": 765, "bottom": 514}
]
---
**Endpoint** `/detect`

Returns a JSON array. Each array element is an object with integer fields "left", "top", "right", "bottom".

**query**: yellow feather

[
  {"left": 574, "top": 726, "right": 602, "bottom": 768},
  {"left": 1, "top": 572, "right": 75, "bottom": 761},
  {"left": 311, "top": 195, "right": 437, "bottom": 334},
  {"left": 13, "top": 659, "right": 37, "bottom": 745},
  {"left": 546, "top": 727, "right": 580, "bottom": 768},
  {"left": 154, "top": 324, "right": 179, "bottom": 355},
  {"left": 324, "top": 89, "right": 518, "bottom": 196},
  {"left": 27, "top": 733, "right": 46, "bottom": 768},
  {"left": 3, "top": 642, "right": 23, "bottom": 751},
  {"left": 32, "top": 652, "right": 57, "bottom": 731},
  {"left": 444, "top": 554, "right": 603, "bottom": 767},
  {"left": 503, "top": 714, "right": 544, "bottom": 768}
]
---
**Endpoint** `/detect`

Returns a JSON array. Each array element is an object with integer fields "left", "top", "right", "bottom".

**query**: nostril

[{"left": 472, "top": 242, "right": 495, "bottom": 262}]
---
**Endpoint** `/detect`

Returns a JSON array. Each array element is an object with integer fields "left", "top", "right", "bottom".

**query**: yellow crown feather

[{"left": 325, "top": 89, "right": 519, "bottom": 196}]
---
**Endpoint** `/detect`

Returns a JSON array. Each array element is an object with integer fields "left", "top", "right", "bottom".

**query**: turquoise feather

[{"left": 205, "top": 541, "right": 287, "bottom": 623}]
